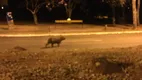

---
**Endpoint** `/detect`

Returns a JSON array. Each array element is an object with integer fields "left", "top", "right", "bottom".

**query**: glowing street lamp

[
  {"left": 1, "top": 6, "right": 4, "bottom": 9},
  {"left": 67, "top": 18, "right": 71, "bottom": 21},
  {"left": 64, "top": 3, "right": 67, "bottom": 6}
]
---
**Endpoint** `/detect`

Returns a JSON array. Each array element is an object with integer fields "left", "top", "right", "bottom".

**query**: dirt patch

[
  {"left": 92, "top": 57, "right": 133, "bottom": 74},
  {"left": 13, "top": 46, "right": 27, "bottom": 51}
]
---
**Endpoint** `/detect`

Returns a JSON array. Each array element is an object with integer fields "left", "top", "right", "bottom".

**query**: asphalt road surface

[{"left": 0, "top": 33, "right": 142, "bottom": 52}]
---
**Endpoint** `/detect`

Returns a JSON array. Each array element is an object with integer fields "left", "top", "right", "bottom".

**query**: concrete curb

[{"left": 0, "top": 31, "right": 142, "bottom": 37}]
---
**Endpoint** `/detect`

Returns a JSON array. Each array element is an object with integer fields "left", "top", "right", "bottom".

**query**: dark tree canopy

[{"left": 0, "top": 0, "right": 8, "bottom": 6}]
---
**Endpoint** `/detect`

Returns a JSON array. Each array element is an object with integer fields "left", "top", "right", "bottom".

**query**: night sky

[{"left": 0, "top": 0, "right": 142, "bottom": 24}]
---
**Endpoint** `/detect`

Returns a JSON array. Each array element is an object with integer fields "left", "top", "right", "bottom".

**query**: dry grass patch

[{"left": 0, "top": 46, "right": 142, "bottom": 80}]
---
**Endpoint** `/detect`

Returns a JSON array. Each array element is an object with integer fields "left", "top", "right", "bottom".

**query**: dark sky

[
  {"left": 7, "top": 0, "right": 88, "bottom": 23},
  {"left": 1, "top": 0, "right": 142, "bottom": 24}
]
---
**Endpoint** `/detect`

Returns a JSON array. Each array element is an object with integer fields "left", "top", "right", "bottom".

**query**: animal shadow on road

[
  {"left": 0, "top": 27, "right": 9, "bottom": 30},
  {"left": 40, "top": 47, "right": 50, "bottom": 49},
  {"left": 40, "top": 46, "right": 58, "bottom": 49}
]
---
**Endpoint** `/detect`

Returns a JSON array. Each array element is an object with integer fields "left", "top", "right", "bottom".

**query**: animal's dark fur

[{"left": 45, "top": 36, "right": 66, "bottom": 47}]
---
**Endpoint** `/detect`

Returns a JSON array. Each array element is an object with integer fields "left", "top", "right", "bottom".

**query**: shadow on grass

[
  {"left": 92, "top": 57, "right": 133, "bottom": 74},
  {"left": 0, "top": 27, "right": 9, "bottom": 30},
  {"left": 41, "top": 46, "right": 59, "bottom": 49}
]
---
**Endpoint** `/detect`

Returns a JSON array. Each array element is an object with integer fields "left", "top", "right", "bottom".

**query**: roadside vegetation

[{"left": 0, "top": 45, "right": 142, "bottom": 80}]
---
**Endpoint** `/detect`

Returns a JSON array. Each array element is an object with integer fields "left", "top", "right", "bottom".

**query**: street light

[
  {"left": 1, "top": 6, "right": 4, "bottom": 9},
  {"left": 67, "top": 18, "right": 71, "bottom": 21}
]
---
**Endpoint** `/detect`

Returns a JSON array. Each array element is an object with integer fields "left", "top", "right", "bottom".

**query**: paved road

[{"left": 0, "top": 33, "right": 142, "bottom": 52}]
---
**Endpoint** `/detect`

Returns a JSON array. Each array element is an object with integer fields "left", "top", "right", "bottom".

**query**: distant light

[
  {"left": 128, "top": 7, "right": 130, "bottom": 9},
  {"left": 67, "top": 18, "right": 71, "bottom": 21},
  {"left": 64, "top": 3, "right": 67, "bottom": 6},
  {"left": 1, "top": 6, "right": 4, "bottom": 9}
]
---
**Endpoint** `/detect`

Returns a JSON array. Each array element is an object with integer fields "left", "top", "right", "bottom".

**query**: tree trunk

[
  {"left": 122, "top": 6, "right": 125, "bottom": 24},
  {"left": 66, "top": 8, "right": 72, "bottom": 19},
  {"left": 132, "top": 0, "right": 137, "bottom": 29},
  {"left": 112, "top": 7, "right": 116, "bottom": 25},
  {"left": 68, "top": 9, "right": 72, "bottom": 18},
  {"left": 122, "top": 6, "right": 125, "bottom": 17},
  {"left": 137, "top": 0, "right": 140, "bottom": 26},
  {"left": 33, "top": 13, "right": 38, "bottom": 25}
]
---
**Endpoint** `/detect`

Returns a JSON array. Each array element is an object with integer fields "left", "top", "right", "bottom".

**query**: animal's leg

[
  {"left": 57, "top": 43, "right": 60, "bottom": 47},
  {"left": 45, "top": 43, "right": 48, "bottom": 48},
  {"left": 51, "top": 43, "right": 54, "bottom": 47}
]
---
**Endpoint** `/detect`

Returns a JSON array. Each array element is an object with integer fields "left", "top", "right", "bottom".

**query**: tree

[
  {"left": 131, "top": 0, "right": 140, "bottom": 27},
  {"left": 0, "top": 0, "right": 8, "bottom": 6},
  {"left": 25, "top": 0, "right": 46, "bottom": 25},
  {"left": 132, "top": 0, "right": 137, "bottom": 28},
  {"left": 105, "top": 0, "right": 126, "bottom": 25},
  {"left": 45, "top": 0, "right": 81, "bottom": 19},
  {"left": 130, "top": 0, "right": 141, "bottom": 29},
  {"left": 57, "top": 0, "right": 80, "bottom": 19},
  {"left": 137, "top": 0, "right": 140, "bottom": 26},
  {"left": 120, "top": 0, "right": 127, "bottom": 23},
  {"left": 45, "top": 0, "right": 55, "bottom": 10}
]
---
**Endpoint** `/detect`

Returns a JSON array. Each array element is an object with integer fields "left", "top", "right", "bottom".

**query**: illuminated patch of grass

[{"left": 0, "top": 46, "right": 142, "bottom": 80}]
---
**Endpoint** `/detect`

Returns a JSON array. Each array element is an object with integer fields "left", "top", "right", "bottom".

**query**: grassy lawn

[{"left": 0, "top": 45, "right": 142, "bottom": 80}]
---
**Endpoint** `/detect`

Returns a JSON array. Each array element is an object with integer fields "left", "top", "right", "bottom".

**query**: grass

[{"left": 0, "top": 45, "right": 142, "bottom": 80}]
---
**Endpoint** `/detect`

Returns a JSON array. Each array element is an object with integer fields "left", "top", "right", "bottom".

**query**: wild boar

[{"left": 45, "top": 35, "right": 66, "bottom": 47}]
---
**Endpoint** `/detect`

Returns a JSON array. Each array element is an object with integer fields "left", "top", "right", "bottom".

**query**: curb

[{"left": 0, "top": 31, "right": 142, "bottom": 37}]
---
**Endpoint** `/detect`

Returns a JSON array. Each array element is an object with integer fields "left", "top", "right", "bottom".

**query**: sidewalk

[{"left": 0, "top": 24, "right": 142, "bottom": 37}]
